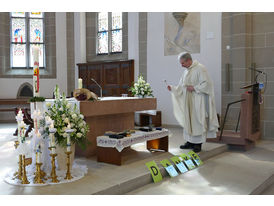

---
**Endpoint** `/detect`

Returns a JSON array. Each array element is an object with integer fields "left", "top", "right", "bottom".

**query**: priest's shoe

[
  {"left": 180, "top": 141, "right": 193, "bottom": 149},
  {"left": 193, "top": 144, "right": 202, "bottom": 153}
]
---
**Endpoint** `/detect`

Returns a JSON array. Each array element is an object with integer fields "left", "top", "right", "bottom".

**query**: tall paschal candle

[{"left": 33, "top": 46, "right": 40, "bottom": 97}]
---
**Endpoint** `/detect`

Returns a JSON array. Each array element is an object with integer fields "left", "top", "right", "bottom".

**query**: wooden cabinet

[{"left": 77, "top": 60, "right": 134, "bottom": 97}]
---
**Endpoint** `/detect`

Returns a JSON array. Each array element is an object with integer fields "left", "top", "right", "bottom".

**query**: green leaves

[
  {"left": 45, "top": 85, "right": 89, "bottom": 149},
  {"left": 128, "top": 74, "right": 154, "bottom": 98}
]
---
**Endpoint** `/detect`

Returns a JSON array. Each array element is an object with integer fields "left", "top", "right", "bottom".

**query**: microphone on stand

[
  {"left": 91, "top": 78, "right": 102, "bottom": 98},
  {"left": 248, "top": 67, "right": 265, "bottom": 74}
]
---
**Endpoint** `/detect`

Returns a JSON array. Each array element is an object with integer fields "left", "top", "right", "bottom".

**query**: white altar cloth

[{"left": 97, "top": 129, "right": 169, "bottom": 152}]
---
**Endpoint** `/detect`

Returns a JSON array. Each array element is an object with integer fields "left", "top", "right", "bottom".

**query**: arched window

[
  {"left": 10, "top": 12, "right": 45, "bottom": 68},
  {"left": 97, "top": 12, "right": 122, "bottom": 54}
]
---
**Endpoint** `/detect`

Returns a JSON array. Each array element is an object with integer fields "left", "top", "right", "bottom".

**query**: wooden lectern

[{"left": 207, "top": 83, "right": 261, "bottom": 150}]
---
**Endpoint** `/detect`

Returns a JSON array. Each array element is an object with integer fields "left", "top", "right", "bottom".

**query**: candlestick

[
  {"left": 64, "top": 151, "right": 73, "bottom": 180},
  {"left": 21, "top": 155, "right": 30, "bottom": 184},
  {"left": 34, "top": 163, "right": 44, "bottom": 184},
  {"left": 49, "top": 153, "right": 59, "bottom": 183},
  {"left": 13, "top": 154, "right": 23, "bottom": 180},
  {"left": 78, "top": 78, "right": 82, "bottom": 89}
]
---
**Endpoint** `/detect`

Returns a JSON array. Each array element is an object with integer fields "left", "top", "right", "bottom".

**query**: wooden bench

[{"left": 96, "top": 129, "right": 169, "bottom": 165}]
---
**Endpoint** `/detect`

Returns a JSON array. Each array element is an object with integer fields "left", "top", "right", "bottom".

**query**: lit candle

[
  {"left": 78, "top": 78, "right": 82, "bottom": 89},
  {"left": 33, "top": 45, "right": 40, "bottom": 97},
  {"left": 67, "top": 145, "right": 71, "bottom": 152},
  {"left": 67, "top": 135, "right": 71, "bottom": 152},
  {"left": 37, "top": 130, "right": 41, "bottom": 139},
  {"left": 17, "top": 123, "right": 21, "bottom": 143},
  {"left": 52, "top": 147, "right": 56, "bottom": 154},
  {"left": 37, "top": 145, "right": 41, "bottom": 163},
  {"left": 37, "top": 110, "right": 41, "bottom": 128}
]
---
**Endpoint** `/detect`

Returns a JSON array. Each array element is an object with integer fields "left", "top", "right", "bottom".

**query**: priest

[{"left": 167, "top": 52, "right": 219, "bottom": 152}]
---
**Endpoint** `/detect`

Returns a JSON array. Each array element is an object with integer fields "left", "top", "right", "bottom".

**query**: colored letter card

[
  {"left": 170, "top": 156, "right": 188, "bottom": 174},
  {"left": 160, "top": 159, "right": 178, "bottom": 177},
  {"left": 188, "top": 151, "right": 203, "bottom": 166},
  {"left": 146, "top": 161, "right": 162, "bottom": 183},
  {"left": 179, "top": 153, "right": 196, "bottom": 170}
]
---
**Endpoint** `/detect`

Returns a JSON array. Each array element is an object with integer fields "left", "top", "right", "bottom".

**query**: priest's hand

[
  {"left": 167, "top": 85, "right": 171, "bottom": 91},
  {"left": 187, "top": 85, "right": 195, "bottom": 92}
]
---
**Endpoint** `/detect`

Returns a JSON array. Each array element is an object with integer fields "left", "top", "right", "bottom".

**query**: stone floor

[
  {"left": 1, "top": 123, "right": 274, "bottom": 195},
  {"left": 127, "top": 141, "right": 274, "bottom": 195}
]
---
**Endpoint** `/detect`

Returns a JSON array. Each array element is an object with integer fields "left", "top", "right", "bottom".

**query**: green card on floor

[
  {"left": 188, "top": 151, "right": 203, "bottom": 166},
  {"left": 170, "top": 156, "right": 188, "bottom": 173},
  {"left": 145, "top": 161, "right": 162, "bottom": 183},
  {"left": 160, "top": 159, "right": 178, "bottom": 177},
  {"left": 179, "top": 153, "right": 196, "bottom": 170}
]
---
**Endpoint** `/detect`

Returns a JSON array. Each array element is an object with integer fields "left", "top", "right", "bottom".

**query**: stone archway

[{"left": 17, "top": 82, "right": 33, "bottom": 99}]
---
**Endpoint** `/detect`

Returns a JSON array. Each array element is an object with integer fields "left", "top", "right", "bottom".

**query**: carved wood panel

[{"left": 77, "top": 60, "right": 134, "bottom": 97}]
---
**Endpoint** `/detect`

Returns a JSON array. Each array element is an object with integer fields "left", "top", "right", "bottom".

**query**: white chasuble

[{"left": 171, "top": 60, "right": 219, "bottom": 143}]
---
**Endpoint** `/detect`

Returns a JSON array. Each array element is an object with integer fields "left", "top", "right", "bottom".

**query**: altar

[{"left": 75, "top": 97, "right": 157, "bottom": 157}]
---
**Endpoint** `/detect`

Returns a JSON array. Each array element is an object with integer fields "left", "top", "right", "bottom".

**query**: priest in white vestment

[{"left": 167, "top": 52, "right": 219, "bottom": 152}]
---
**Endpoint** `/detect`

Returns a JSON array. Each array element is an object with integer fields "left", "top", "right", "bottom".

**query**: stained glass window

[
  {"left": 11, "top": 44, "right": 26, "bottom": 67},
  {"left": 97, "top": 12, "right": 122, "bottom": 54},
  {"left": 98, "top": 32, "right": 108, "bottom": 54},
  {"left": 30, "top": 19, "right": 43, "bottom": 43},
  {"left": 112, "top": 12, "right": 122, "bottom": 30},
  {"left": 111, "top": 30, "right": 122, "bottom": 52},
  {"left": 98, "top": 12, "right": 108, "bottom": 32},
  {"left": 10, "top": 12, "right": 45, "bottom": 68},
  {"left": 11, "top": 12, "right": 25, "bottom": 17},
  {"left": 11, "top": 18, "right": 26, "bottom": 43}
]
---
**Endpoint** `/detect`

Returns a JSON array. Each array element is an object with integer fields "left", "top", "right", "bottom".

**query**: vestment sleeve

[{"left": 193, "top": 69, "right": 210, "bottom": 95}]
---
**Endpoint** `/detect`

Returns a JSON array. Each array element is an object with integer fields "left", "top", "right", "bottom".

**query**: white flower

[
  {"left": 63, "top": 133, "right": 67, "bottom": 137},
  {"left": 62, "top": 127, "right": 66, "bottom": 132},
  {"left": 72, "top": 114, "right": 77, "bottom": 119},
  {"left": 81, "top": 128, "right": 85, "bottom": 133},
  {"left": 76, "top": 133, "right": 82, "bottom": 138},
  {"left": 64, "top": 118, "right": 69, "bottom": 123},
  {"left": 79, "top": 123, "right": 83, "bottom": 127},
  {"left": 70, "top": 123, "right": 74, "bottom": 128},
  {"left": 46, "top": 102, "right": 51, "bottom": 107},
  {"left": 62, "top": 114, "right": 66, "bottom": 119},
  {"left": 80, "top": 114, "right": 84, "bottom": 119},
  {"left": 66, "top": 103, "right": 71, "bottom": 108},
  {"left": 59, "top": 108, "right": 63, "bottom": 112}
]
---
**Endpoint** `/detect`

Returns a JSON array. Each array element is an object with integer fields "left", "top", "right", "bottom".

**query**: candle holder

[
  {"left": 21, "top": 155, "right": 30, "bottom": 184},
  {"left": 64, "top": 151, "right": 73, "bottom": 180},
  {"left": 34, "top": 163, "right": 45, "bottom": 184},
  {"left": 49, "top": 153, "right": 59, "bottom": 183},
  {"left": 14, "top": 140, "right": 19, "bottom": 149},
  {"left": 13, "top": 154, "right": 23, "bottom": 180}
]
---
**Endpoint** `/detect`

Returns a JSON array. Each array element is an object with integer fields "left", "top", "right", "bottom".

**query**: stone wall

[
  {"left": 222, "top": 12, "right": 274, "bottom": 139},
  {"left": 66, "top": 12, "right": 75, "bottom": 96},
  {"left": 139, "top": 12, "right": 147, "bottom": 81}
]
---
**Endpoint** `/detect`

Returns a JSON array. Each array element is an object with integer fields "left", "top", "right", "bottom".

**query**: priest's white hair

[{"left": 178, "top": 52, "right": 192, "bottom": 62}]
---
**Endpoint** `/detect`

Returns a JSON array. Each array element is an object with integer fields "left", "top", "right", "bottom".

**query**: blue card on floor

[
  {"left": 170, "top": 156, "right": 188, "bottom": 173},
  {"left": 184, "top": 159, "right": 196, "bottom": 170},
  {"left": 188, "top": 151, "right": 203, "bottom": 166},
  {"left": 179, "top": 153, "right": 196, "bottom": 170},
  {"left": 160, "top": 159, "right": 178, "bottom": 177}
]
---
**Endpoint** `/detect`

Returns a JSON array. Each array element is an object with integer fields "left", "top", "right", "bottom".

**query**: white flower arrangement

[
  {"left": 45, "top": 85, "right": 89, "bottom": 149},
  {"left": 129, "top": 75, "right": 154, "bottom": 98}
]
